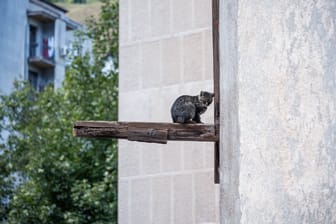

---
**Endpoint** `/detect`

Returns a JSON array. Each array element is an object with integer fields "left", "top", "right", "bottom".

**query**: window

[
  {"left": 28, "top": 70, "right": 38, "bottom": 90},
  {"left": 28, "top": 69, "right": 54, "bottom": 92},
  {"left": 29, "top": 25, "right": 38, "bottom": 57}
]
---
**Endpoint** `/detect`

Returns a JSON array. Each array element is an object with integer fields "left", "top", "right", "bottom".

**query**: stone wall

[
  {"left": 119, "top": 0, "right": 219, "bottom": 223},
  {"left": 220, "top": 0, "right": 336, "bottom": 223}
]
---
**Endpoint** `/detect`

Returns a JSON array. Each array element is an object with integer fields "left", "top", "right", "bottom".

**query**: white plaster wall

[{"left": 220, "top": 0, "right": 336, "bottom": 223}]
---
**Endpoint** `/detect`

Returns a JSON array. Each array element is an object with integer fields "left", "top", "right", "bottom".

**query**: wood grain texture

[
  {"left": 212, "top": 0, "right": 220, "bottom": 184},
  {"left": 128, "top": 127, "right": 168, "bottom": 144},
  {"left": 73, "top": 121, "right": 218, "bottom": 143}
]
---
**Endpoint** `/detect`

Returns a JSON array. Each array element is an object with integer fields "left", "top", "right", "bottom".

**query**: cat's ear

[{"left": 200, "top": 91, "right": 205, "bottom": 96}]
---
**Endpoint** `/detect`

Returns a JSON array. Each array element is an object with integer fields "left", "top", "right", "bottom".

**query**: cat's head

[{"left": 199, "top": 91, "right": 214, "bottom": 106}]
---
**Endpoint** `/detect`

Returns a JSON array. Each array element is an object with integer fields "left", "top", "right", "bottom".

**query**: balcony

[
  {"left": 27, "top": 10, "right": 57, "bottom": 23},
  {"left": 28, "top": 38, "right": 55, "bottom": 68}
]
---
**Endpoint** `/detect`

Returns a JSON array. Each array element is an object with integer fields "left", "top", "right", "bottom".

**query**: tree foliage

[{"left": 0, "top": 0, "right": 118, "bottom": 223}]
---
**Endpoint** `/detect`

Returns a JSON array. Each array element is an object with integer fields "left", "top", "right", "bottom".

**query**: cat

[{"left": 171, "top": 91, "right": 214, "bottom": 123}]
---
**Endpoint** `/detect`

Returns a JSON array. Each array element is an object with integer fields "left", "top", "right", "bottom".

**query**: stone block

[
  {"left": 151, "top": 0, "right": 170, "bottom": 37},
  {"left": 183, "top": 33, "right": 203, "bottom": 82},
  {"left": 141, "top": 41, "right": 161, "bottom": 88},
  {"left": 173, "top": 174, "right": 193, "bottom": 224},
  {"left": 152, "top": 176, "right": 172, "bottom": 224},
  {"left": 203, "top": 142, "right": 215, "bottom": 169},
  {"left": 119, "top": 141, "right": 142, "bottom": 177},
  {"left": 183, "top": 142, "right": 204, "bottom": 170},
  {"left": 161, "top": 37, "right": 182, "bottom": 85},
  {"left": 194, "top": 172, "right": 217, "bottom": 223},
  {"left": 162, "top": 142, "right": 182, "bottom": 172},
  {"left": 172, "top": 0, "right": 192, "bottom": 33},
  {"left": 130, "top": 0, "right": 150, "bottom": 41},
  {"left": 131, "top": 178, "right": 151, "bottom": 224},
  {"left": 144, "top": 88, "right": 166, "bottom": 122},
  {"left": 183, "top": 81, "right": 207, "bottom": 95},
  {"left": 119, "top": 91, "right": 150, "bottom": 121},
  {"left": 119, "top": 0, "right": 129, "bottom": 44},
  {"left": 119, "top": 44, "right": 141, "bottom": 92},
  {"left": 118, "top": 180, "right": 129, "bottom": 224},
  {"left": 204, "top": 29, "right": 214, "bottom": 80},
  {"left": 193, "top": 0, "right": 212, "bottom": 28},
  {"left": 141, "top": 143, "right": 161, "bottom": 175}
]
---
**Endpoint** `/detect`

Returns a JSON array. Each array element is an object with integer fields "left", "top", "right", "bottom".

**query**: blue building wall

[
  {"left": 0, "top": 0, "right": 28, "bottom": 94},
  {"left": 0, "top": 0, "right": 81, "bottom": 94}
]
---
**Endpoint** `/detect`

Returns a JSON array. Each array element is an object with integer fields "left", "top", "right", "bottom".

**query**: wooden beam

[
  {"left": 73, "top": 121, "right": 218, "bottom": 144},
  {"left": 212, "top": 0, "right": 220, "bottom": 184}
]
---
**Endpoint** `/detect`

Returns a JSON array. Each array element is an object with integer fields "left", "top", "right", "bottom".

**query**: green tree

[{"left": 0, "top": 0, "right": 118, "bottom": 223}]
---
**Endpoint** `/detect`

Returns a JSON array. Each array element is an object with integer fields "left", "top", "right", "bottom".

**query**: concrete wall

[
  {"left": 220, "top": 0, "right": 336, "bottom": 223},
  {"left": 118, "top": 0, "right": 219, "bottom": 223},
  {"left": 54, "top": 19, "right": 67, "bottom": 89},
  {"left": 0, "top": 0, "right": 28, "bottom": 94}
]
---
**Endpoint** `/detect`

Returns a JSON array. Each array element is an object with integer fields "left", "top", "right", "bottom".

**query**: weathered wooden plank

[
  {"left": 73, "top": 121, "right": 218, "bottom": 143},
  {"left": 212, "top": 0, "right": 220, "bottom": 184},
  {"left": 74, "top": 121, "right": 128, "bottom": 128},
  {"left": 128, "top": 127, "right": 168, "bottom": 144},
  {"left": 74, "top": 121, "right": 128, "bottom": 138},
  {"left": 212, "top": 0, "right": 220, "bottom": 133},
  {"left": 168, "top": 125, "right": 216, "bottom": 142}
]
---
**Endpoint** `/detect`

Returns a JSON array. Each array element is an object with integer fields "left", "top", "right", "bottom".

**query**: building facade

[
  {"left": 120, "top": 0, "right": 336, "bottom": 223},
  {"left": 119, "top": 0, "right": 219, "bottom": 223},
  {"left": 0, "top": 0, "right": 79, "bottom": 94}
]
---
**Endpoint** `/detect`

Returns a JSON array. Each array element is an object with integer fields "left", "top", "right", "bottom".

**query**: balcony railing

[{"left": 29, "top": 38, "right": 55, "bottom": 68}]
